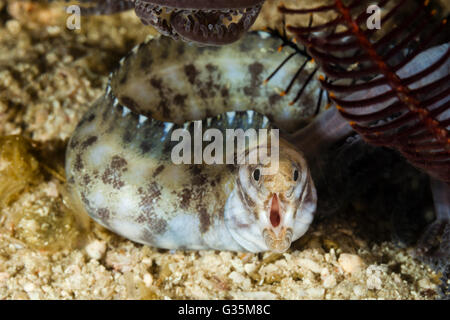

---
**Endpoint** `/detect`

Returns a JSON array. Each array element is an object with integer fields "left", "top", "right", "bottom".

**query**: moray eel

[
  {"left": 134, "top": 0, "right": 265, "bottom": 45},
  {"left": 79, "top": 0, "right": 266, "bottom": 45},
  {"left": 66, "top": 32, "right": 325, "bottom": 252}
]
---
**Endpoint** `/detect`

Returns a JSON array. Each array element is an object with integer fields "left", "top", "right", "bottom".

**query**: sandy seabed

[{"left": 0, "top": 0, "right": 446, "bottom": 299}]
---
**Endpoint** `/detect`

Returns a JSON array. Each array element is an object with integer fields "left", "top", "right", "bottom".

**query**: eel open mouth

[
  {"left": 134, "top": 0, "right": 264, "bottom": 45},
  {"left": 270, "top": 194, "right": 281, "bottom": 228},
  {"left": 263, "top": 194, "right": 292, "bottom": 252}
]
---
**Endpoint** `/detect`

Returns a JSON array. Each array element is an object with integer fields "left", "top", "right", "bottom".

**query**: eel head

[{"left": 225, "top": 139, "right": 317, "bottom": 253}]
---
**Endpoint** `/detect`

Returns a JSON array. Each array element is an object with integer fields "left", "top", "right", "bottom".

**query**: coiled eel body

[{"left": 66, "top": 32, "right": 325, "bottom": 252}]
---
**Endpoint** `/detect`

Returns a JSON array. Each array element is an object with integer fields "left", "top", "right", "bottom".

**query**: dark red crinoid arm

[{"left": 281, "top": 0, "right": 450, "bottom": 182}]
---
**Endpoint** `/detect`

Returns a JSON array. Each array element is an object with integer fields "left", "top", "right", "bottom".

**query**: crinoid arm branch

[
  {"left": 431, "top": 178, "right": 450, "bottom": 222},
  {"left": 282, "top": 0, "right": 450, "bottom": 182},
  {"left": 417, "top": 178, "right": 450, "bottom": 259}
]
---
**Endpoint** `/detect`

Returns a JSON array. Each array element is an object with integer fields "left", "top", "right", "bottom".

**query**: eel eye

[
  {"left": 293, "top": 169, "right": 299, "bottom": 182},
  {"left": 253, "top": 168, "right": 261, "bottom": 181}
]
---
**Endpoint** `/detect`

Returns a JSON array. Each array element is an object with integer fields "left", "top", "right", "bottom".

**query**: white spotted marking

[
  {"left": 156, "top": 213, "right": 204, "bottom": 249},
  {"left": 111, "top": 219, "right": 144, "bottom": 244},
  {"left": 87, "top": 144, "right": 115, "bottom": 167},
  {"left": 114, "top": 188, "right": 140, "bottom": 217}
]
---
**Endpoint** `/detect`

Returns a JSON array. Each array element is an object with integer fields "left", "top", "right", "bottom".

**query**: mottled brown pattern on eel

[{"left": 66, "top": 32, "right": 321, "bottom": 252}]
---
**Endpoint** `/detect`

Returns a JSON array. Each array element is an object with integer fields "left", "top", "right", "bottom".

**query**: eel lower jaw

[
  {"left": 263, "top": 228, "right": 293, "bottom": 253},
  {"left": 263, "top": 195, "right": 294, "bottom": 252},
  {"left": 263, "top": 194, "right": 289, "bottom": 252}
]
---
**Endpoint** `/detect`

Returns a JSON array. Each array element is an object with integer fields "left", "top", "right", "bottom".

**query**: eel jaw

[
  {"left": 134, "top": 0, "right": 264, "bottom": 45},
  {"left": 263, "top": 228, "right": 293, "bottom": 253},
  {"left": 263, "top": 194, "right": 293, "bottom": 253}
]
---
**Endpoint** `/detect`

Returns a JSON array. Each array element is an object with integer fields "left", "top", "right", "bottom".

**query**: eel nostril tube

[{"left": 270, "top": 194, "right": 280, "bottom": 228}]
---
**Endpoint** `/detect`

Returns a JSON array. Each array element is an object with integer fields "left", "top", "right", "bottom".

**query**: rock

[
  {"left": 338, "top": 253, "right": 365, "bottom": 274},
  {"left": 85, "top": 240, "right": 107, "bottom": 260},
  {"left": 353, "top": 285, "right": 366, "bottom": 297},
  {"left": 23, "top": 282, "right": 35, "bottom": 292},
  {"left": 366, "top": 265, "right": 385, "bottom": 290},
  {"left": 367, "top": 274, "right": 383, "bottom": 290},
  {"left": 229, "top": 271, "right": 246, "bottom": 284},
  {"left": 143, "top": 273, "right": 153, "bottom": 287},
  {"left": 306, "top": 287, "right": 325, "bottom": 299},
  {"left": 321, "top": 268, "right": 337, "bottom": 288},
  {"left": 418, "top": 278, "right": 435, "bottom": 290},
  {"left": 231, "top": 291, "right": 277, "bottom": 300},
  {"left": 0, "top": 272, "right": 9, "bottom": 284},
  {"left": 244, "top": 262, "right": 257, "bottom": 274},
  {"left": 297, "top": 258, "right": 322, "bottom": 273}
]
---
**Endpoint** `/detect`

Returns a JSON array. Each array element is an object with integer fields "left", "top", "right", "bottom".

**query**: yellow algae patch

[
  {"left": 0, "top": 135, "right": 83, "bottom": 252},
  {"left": 0, "top": 135, "right": 41, "bottom": 207}
]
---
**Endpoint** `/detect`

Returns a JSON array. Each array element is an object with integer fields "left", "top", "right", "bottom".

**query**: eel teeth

[
  {"left": 122, "top": 106, "right": 131, "bottom": 117},
  {"left": 227, "top": 111, "right": 236, "bottom": 125},
  {"left": 163, "top": 122, "right": 174, "bottom": 134},
  {"left": 138, "top": 115, "right": 147, "bottom": 126},
  {"left": 131, "top": 45, "right": 140, "bottom": 54},
  {"left": 247, "top": 110, "right": 255, "bottom": 122}
]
